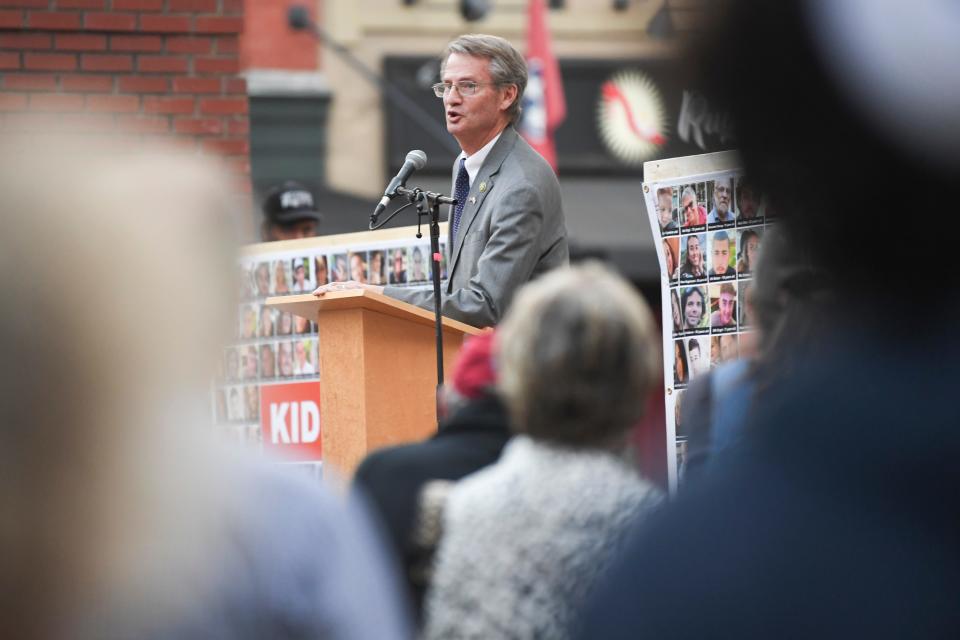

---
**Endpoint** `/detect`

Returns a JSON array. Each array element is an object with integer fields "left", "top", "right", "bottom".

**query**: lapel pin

[
  {"left": 478, "top": 181, "right": 487, "bottom": 192},
  {"left": 469, "top": 196, "right": 477, "bottom": 204}
]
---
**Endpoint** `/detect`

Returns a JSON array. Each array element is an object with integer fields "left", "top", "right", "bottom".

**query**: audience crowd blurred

[
  {"left": 0, "top": 141, "right": 410, "bottom": 640},
  {"left": 4, "top": 0, "right": 958, "bottom": 638}
]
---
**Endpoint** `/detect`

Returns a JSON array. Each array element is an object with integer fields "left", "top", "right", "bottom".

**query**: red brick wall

[
  {"left": 241, "top": 0, "right": 318, "bottom": 71},
  {"left": 0, "top": 0, "right": 250, "bottom": 188}
]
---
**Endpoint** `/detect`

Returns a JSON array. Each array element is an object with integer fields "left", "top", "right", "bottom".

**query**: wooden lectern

[{"left": 267, "top": 290, "right": 482, "bottom": 476}]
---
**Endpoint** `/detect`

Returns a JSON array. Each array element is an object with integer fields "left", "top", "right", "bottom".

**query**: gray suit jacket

[{"left": 384, "top": 127, "right": 568, "bottom": 327}]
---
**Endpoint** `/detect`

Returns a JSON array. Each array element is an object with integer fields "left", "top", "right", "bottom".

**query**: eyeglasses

[{"left": 431, "top": 81, "right": 499, "bottom": 98}]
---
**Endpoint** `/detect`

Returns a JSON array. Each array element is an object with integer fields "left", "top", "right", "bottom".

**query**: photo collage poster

[
  {"left": 213, "top": 226, "right": 449, "bottom": 475},
  {"left": 644, "top": 165, "right": 773, "bottom": 492}
]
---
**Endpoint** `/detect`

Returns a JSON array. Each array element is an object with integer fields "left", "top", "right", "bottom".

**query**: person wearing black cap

[{"left": 260, "top": 181, "right": 323, "bottom": 242}]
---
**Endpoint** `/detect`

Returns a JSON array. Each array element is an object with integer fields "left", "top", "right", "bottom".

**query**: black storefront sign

[{"left": 382, "top": 56, "right": 735, "bottom": 177}]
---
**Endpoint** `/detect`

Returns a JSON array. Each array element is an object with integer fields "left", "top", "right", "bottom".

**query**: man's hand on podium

[{"left": 312, "top": 281, "right": 384, "bottom": 297}]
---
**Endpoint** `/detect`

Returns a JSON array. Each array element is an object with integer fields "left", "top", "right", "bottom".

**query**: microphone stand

[{"left": 377, "top": 185, "right": 455, "bottom": 423}]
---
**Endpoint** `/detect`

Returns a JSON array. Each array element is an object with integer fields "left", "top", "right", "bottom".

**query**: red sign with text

[{"left": 260, "top": 381, "right": 322, "bottom": 462}]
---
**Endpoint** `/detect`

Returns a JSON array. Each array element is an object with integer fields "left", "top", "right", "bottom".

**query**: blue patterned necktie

[{"left": 452, "top": 158, "right": 469, "bottom": 243}]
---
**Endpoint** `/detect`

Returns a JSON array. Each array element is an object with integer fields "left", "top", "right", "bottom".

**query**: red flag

[{"left": 520, "top": 0, "right": 566, "bottom": 172}]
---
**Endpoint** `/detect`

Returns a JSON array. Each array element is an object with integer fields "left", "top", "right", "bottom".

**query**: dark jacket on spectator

[
  {"left": 575, "top": 327, "right": 960, "bottom": 639},
  {"left": 353, "top": 395, "right": 512, "bottom": 620}
]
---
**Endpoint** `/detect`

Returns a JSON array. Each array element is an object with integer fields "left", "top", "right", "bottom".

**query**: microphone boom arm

[{"left": 288, "top": 6, "right": 459, "bottom": 157}]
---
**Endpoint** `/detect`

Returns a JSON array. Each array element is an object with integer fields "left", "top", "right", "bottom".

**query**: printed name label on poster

[{"left": 260, "top": 381, "right": 322, "bottom": 462}]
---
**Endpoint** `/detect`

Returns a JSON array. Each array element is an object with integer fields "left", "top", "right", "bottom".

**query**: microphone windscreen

[{"left": 406, "top": 149, "right": 427, "bottom": 170}]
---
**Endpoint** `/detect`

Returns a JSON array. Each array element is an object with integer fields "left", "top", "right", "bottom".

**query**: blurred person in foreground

[
  {"left": 353, "top": 331, "right": 512, "bottom": 624},
  {"left": 260, "top": 180, "right": 322, "bottom": 242},
  {"left": 422, "top": 263, "right": 663, "bottom": 640},
  {"left": 680, "top": 227, "right": 826, "bottom": 485},
  {"left": 577, "top": 0, "right": 960, "bottom": 638},
  {"left": 0, "top": 139, "right": 410, "bottom": 640}
]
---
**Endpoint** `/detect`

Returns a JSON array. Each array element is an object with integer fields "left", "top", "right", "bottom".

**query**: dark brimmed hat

[{"left": 262, "top": 181, "right": 322, "bottom": 225}]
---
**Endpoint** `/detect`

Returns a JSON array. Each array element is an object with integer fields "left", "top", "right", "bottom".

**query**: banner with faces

[
  {"left": 647, "top": 165, "right": 773, "bottom": 492},
  {"left": 214, "top": 225, "right": 449, "bottom": 472}
]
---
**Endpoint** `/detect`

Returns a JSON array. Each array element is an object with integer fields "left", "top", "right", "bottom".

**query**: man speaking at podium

[{"left": 314, "top": 34, "right": 568, "bottom": 328}]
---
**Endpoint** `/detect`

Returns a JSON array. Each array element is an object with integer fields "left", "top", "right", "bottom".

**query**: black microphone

[
  {"left": 287, "top": 5, "right": 311, "bottom": 30},
  {"left": 372, "top": 149, "right": 427, "bottom": 223}
]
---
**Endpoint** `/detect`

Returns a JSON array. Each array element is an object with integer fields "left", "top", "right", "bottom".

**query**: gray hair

[
  {"left": 681, "top": 186, "right": 698, "bottom": 202},
  {"left": 497, "top": 262, "right": 660, "bottom": 449},
  {"left": 441, "top": 34, "right": 527, "bottom": 125}
]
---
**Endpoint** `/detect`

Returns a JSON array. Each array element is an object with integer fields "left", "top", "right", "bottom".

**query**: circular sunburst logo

[{"left": 597, "top": 69, "right": 668, "bottom": 166}]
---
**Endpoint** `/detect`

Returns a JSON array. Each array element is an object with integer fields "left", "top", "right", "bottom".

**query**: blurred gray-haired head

[
  {"left": 496, "top": 262, "right": 660, "bottom": 449},
  {"left": 0, "top": 136, "right": 244, "bottom": 637},
  {"left": 688, "top": 0, "right": 956, "bottom": 300},
  {"left": 807, "top": 0, "right": 960, "bottom": 170}
]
